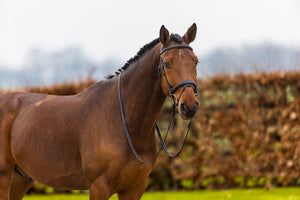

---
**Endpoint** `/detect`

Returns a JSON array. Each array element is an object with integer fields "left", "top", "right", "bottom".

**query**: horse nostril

[
  {"left": 195, "top": 101, "right": 199, "bottom": 111},
  {"left": 180, "top": 102, "right": 187, "bottom": 113}
]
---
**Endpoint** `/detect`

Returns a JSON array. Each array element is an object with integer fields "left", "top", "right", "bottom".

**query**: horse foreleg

[
  {"left": 89, "top": 177, "right": 110, "bottom": 200},
  {"left": 117, "top": 182, "right": 146, "bottom": 200},
  {"left": 9, "top": 170, "right": 33, "bottom": 200},
  {"left": 0, "top": 130, "right": 14, "bottom": 200},
  {"left": 0, "top": 160, "right": 13, "bottom": 200}
]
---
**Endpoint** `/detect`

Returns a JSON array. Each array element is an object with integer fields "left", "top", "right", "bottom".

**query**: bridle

[
  {"left": 118, "top": 44, "right": 198, "bottom": 163},
  {"left": 158, "top": 44, "right": 198, "bottom": 105}
]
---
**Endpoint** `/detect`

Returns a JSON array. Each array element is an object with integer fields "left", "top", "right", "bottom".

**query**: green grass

[{"left": 23, "top": 188, "right": 300, "bottom": 200}]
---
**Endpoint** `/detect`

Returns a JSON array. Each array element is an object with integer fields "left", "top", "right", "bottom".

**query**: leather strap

[{"left": 160, "top": 45, "right": 193, "bottom": 55}]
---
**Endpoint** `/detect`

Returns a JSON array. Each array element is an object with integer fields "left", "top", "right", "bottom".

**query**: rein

[{"left": 118, "top": 44, "right": 197, "bottom": 163}]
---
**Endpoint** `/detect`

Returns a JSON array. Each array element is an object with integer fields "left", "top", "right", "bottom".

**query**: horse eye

[{"left": 164, "top": 62, "right": 171, "bottom": 69}]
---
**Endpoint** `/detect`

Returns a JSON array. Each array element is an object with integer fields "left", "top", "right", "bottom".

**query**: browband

[{"left": 160, "top": 45, "right": 193, "bottom": 55}]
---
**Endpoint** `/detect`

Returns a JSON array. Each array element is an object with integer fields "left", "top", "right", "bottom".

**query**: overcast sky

[{"left": 0, "top": 0, "right": 300, "bottom": 69}]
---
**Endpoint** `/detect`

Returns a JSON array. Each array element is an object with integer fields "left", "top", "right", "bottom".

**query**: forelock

[{"left": 170, "top": 34, "right": 183, "bottom": 43}]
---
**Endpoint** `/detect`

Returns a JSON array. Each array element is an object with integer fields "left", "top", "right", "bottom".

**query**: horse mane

[{"left": 106, "top": 34, "right": 182, "bottom": 79}]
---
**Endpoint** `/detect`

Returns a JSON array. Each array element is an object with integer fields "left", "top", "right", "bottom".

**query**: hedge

[{"left": 2, "top": 71, "right": 300, "bottom": 192}]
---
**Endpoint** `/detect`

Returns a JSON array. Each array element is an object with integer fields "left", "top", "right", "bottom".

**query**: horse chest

[
  {"left": 83, "top": 138, "right": 155, "bottom": 191},
  {"left": 112, "top": 160, "right": 153, "bottom": 191}
]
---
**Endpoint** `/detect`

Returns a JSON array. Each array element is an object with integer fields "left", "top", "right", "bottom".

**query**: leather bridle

[
  {"left": 118, "top": 44, "right": 198, "bottom": 163},
  {"left": 158, "top": 44, "right": 198, "bottom": 105}
]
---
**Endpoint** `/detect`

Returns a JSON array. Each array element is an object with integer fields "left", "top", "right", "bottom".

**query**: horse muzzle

[
  {"left": 180, "top": 100, "right": 198, "bottom": 119},
  {"left": 176, "top": 86, "right": 199, "bottom": 120}
]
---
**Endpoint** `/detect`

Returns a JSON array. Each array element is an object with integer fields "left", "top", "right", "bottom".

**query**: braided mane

[{"left": 106, "top": 34, "right": 182, "bottom": 79}]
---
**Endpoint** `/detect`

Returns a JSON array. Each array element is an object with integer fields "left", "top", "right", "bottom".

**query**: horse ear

[
  {"left": 183, "top": 23, "right": 197, "bottom": 44},
  {"left": 159, "top": 25, "right": 170, "bottom": 45}
]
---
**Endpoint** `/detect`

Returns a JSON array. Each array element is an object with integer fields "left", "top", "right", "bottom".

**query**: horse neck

[{"left": 120, "top": 44, "right": 166, "bottom": 143}]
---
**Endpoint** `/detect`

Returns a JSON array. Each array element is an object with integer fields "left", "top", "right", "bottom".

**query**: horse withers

[{"left": 0, "top": 24, "right": 199, "bottom": 200}]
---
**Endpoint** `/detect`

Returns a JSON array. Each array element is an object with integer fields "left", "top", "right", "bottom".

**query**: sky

[{"left": 0, "top": 0, "right": 300, "bottom": 69}]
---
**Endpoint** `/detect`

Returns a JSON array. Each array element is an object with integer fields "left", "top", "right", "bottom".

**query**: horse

[{"left": 0, "top": 24, "right": 199, "bottom": 200}]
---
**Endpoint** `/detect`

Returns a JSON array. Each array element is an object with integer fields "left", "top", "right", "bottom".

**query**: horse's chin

[{"left": 179, "top": 111, "right": 194, "bottom": 120}]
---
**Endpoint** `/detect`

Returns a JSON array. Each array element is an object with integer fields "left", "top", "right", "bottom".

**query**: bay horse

[{"left": 0, "top": 24, "right": 199, "bottom": 200}]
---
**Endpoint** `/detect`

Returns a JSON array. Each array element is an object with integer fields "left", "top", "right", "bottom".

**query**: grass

[{"left": 23, "top": 187, "right": 300, "bottom": 200}]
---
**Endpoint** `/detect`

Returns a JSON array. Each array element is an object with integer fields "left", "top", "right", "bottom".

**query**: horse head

[{"left": 159, "top": 23, "right": 199, "bottom": 119}]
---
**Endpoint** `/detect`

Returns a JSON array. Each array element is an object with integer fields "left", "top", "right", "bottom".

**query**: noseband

[{"left": 118, "top": 44, "right": 197, "bottom": 163}]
